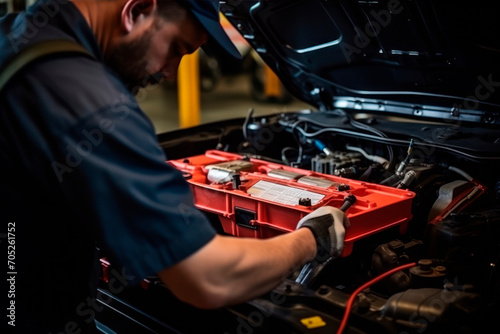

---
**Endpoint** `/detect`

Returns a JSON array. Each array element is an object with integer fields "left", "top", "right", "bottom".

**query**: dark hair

[{"left": 156, "top": 0, "right": 188, "bottom": 21}]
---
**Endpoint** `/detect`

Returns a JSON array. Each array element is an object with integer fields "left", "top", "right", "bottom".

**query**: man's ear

[{"left": 121, "top": 0, "right": 157, "bottom": 33}]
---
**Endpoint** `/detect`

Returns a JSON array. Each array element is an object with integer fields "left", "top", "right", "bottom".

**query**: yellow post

[
  {"left": 178, "top": 50, "right": 200, "bottom": 128},
  {"left": 264, "top": 65, "right": 282, "bottom": 98}
]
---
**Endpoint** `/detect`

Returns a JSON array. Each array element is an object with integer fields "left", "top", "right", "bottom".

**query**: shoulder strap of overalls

[{"left": 0, "top": 39, "right": 94, "bottom": 93}]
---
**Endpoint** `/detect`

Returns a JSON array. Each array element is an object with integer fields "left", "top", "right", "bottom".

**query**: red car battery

[{"left": 168, "top": 150, "right": 415, "bottom": 256}]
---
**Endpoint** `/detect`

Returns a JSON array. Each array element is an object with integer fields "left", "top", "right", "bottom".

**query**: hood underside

[{"left": 220, "top": 0, "right": 500, "bottom": 125}]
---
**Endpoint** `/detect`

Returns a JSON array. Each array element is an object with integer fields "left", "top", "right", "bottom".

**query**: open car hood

[{"left": 220, "top": 0, "right": 500, "bottom": 125}]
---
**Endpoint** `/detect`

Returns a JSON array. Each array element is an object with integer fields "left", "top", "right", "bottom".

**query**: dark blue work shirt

[{"left": 0, "top": 0, "right": 216, "bottom": 332}]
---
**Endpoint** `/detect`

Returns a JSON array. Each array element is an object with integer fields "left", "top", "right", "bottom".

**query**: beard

[{"left": 106, "top": 26, "right": 165, "bottom": 92}]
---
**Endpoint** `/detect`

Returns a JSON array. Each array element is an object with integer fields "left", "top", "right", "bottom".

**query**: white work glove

[{"left": 296, "top": 206, "right": 350, "bottom": 260}]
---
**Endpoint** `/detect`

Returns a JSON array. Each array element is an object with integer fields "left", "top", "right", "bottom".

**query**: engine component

[
  {"left": 206, "top": 159, "right": 253, "bottom": 183},
  {"left": 382, "top": 288, "right": 484, "bottom": 333},
  {"left": 371, "top": 239, "right": 423, "bottom": 294},
  {"left": 409, "top": 259, "right": 447, "bottom": 289},
  {"left": 169, "top": 149, "right": 415, "bottom": 257},
  {"left": 428, "top": 177, "right": 486, "bottom": 224},
  {"left": 427, "top": 208, "right": 500, "bottom": 262},
  {"left": 311, "top": 152, "right": 362, "bottom": 175}
]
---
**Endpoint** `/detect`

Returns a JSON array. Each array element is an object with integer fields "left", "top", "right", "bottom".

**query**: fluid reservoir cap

[
  {"left": 299, "top": 198, "right": 312, "bottom": 206},
  {"left": 418, "top": 259, "right": 433, "bottom": 267},
  {"left": 413, "top": 259, "right": 433, "bottom": 274},
  {"left": 338, "top": 183, "right": 350, "bottom": 191}
]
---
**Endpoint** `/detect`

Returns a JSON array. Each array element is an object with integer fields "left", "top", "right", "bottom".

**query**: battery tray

[{"left": 168, "top": 150, "right": 415, "bottom": 256}]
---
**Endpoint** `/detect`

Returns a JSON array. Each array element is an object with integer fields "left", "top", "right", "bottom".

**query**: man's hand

[{"left": 296, "top": 206, "right": 350, "bottom": 260}]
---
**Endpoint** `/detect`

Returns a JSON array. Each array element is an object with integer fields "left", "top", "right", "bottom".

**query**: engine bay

[
  {"left": 96, "top": 107, "right": 500, "bottom": 334},
  {"left": 153, "top": 108, "right": 500, "bottom": 334}
]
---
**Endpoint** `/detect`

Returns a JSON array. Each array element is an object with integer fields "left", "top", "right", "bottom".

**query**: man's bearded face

[{"left": 107, "top": 20, "right": 166, "bottom": 91}]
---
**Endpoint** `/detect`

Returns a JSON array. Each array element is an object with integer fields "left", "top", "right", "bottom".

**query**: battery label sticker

[{"left": 247, "top": 180, "right": 325, "bottom": 206}]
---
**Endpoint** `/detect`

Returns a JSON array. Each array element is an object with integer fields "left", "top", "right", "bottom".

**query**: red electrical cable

[{"left": 336, "top": 262, "right": 417, "bottom": 334}]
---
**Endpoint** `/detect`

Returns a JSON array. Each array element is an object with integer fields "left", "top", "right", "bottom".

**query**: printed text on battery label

[{"left": 247, "top": 180, "right": 325, "bottom": 206}]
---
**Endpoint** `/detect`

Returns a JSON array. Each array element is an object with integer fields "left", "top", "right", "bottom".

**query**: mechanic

[{"left": 0, "top": 0, "right": 349, "bottom": 333}]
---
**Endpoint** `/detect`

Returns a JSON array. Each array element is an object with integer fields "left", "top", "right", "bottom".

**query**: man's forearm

[
  {"left": 158, "top": 229, "right": 316, "bottom": 309},
  {"left": 208, "top": 228, "right": 317, "bottom": 303}
]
